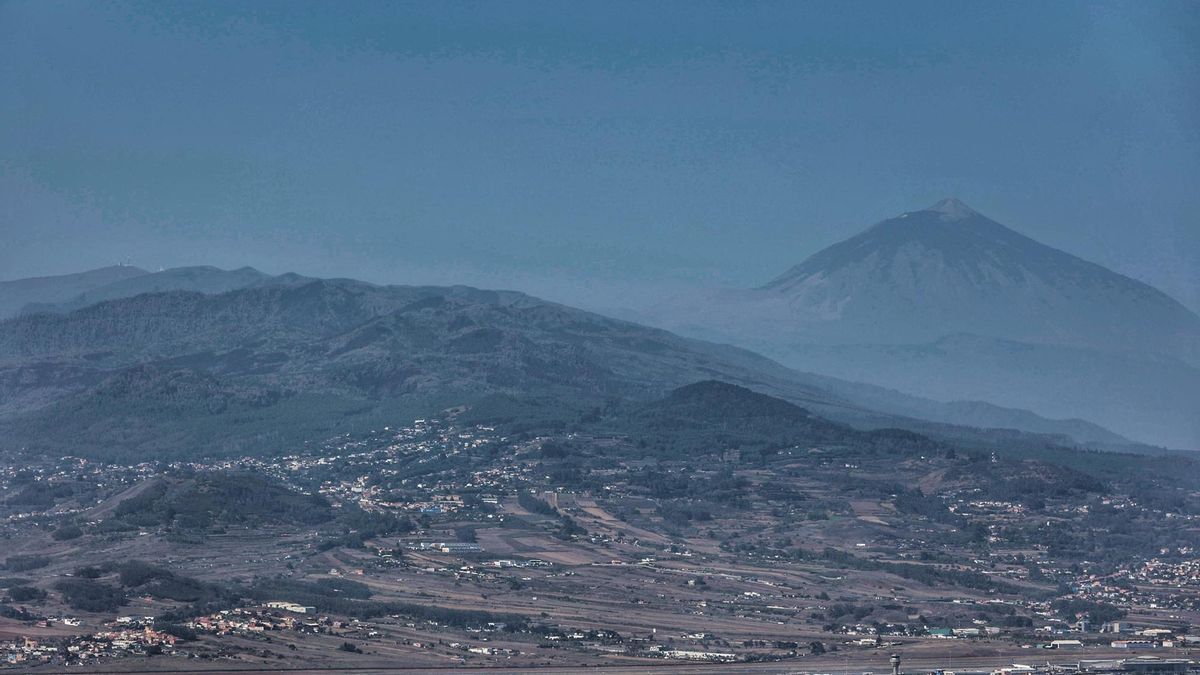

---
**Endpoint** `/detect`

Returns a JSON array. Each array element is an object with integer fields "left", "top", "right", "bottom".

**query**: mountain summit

[
  {"left": 927, "top": 196, "right": 979, "bottom": 218},
  {"left": 646, "top": 200, "right": 1200, "bottom": 448},
  {"left": 755, "top": 201, "right": 1200, "bottom": 359}
]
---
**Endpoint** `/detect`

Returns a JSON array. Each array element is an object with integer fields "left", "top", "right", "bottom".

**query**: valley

[{"left": 2, "top": 384, "right": 1198, "bottom": 672}]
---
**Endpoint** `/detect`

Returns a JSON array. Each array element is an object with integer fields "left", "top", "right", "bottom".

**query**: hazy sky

[{"left": 3, "top": 0, "right": 1198, "bottom": 312}]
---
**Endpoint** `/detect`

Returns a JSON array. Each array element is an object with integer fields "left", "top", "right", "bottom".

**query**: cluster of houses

[
  {"left": 1, "top": 637, "right": 59, "bottom": 667},
  {"left": 186, "top": 605, "right": 374, "bottom": 637},
  {"left": 225, "top": 418, "right": 530, "bottom": 516},
  {"left": 1135, "top": 557, "right": 1200, "bottom": 590},
  {"left": 1070, "top": 569, "right": 1200, "bottom": 613},
  {"left": 1, "top": 625, "right": 179, "bottom": 667}
]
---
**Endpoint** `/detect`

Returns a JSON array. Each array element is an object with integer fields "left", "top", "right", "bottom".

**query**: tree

[{"left": 52, "top": 525, "right": 83, "bottom": 541}]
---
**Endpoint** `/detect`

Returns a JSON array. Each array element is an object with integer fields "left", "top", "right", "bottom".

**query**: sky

[{"left": 2, "top": 0, "right": 1198, "bottom": 312}]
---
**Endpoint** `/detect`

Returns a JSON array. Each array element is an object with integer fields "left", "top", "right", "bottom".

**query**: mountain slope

[
  {"left": 0, "top": 278, "right": 858, "bottom": 460},
  {"left": 782, "top": 335, "right": 1200, "bottom": 449},
  {"left": 645, "top": 199, "right": 1200, "bottom": 448},
  {"left": 0, "top": 265, "right": 149, "bottom": 319},
  {"left": 790, "top": 366, "right": 1136, "bottom": 449}
]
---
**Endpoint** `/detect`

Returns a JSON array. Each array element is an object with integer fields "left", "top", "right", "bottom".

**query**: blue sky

[{"left": 2, "top": 0, "right": 1198, "bottom": 311}]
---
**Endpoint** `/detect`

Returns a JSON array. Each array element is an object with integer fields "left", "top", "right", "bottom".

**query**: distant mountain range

[
  {"left": 0, "top": 265, "right": 148, "bottom": 319},
  {"left": 0, "top": 266, "right": 1149, "bottom": 461},
  {"left": 2, "top": 265, "right": 279, "bottom": 318},
  {"left": 642, "top": 199, "right": 1200, "bottom": 449}
]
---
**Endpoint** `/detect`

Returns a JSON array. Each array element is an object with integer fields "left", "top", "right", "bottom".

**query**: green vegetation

[
  {"left": 109, "top": 472, "right": 333, "bottom": 530},
  {"left": 517, "top": 492, "right": 557, "bottom": 516},
  {"left": 0, "top": 604, "right": 40, "bottom": 621},
  {"left": 316, "top": 509, "right": 416, "bottom": 551},
  {"left": 1052, "top": 598, "right": 1126, "bottom": 624},
  {"left": 52, "top": 524, "right": 84, "bottom": 541},
  {"left": 893, "top": 487, "right": 962, "bottom": 525},
  {"left": 3, "top": 555, "right": 50, "bottom": 572},
  {"left": 54, "top": 578, "right": 127, "bottom": 612},
  {"left": 6, "top": 586, "right": 46, "bottom": 602},
  {"left": 5, "top": 481, "right": 74, "bottom": 509}
]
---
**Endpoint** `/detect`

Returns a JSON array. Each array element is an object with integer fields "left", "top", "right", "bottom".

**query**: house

[
  {"left": 1049, "top": 639, "right": 1083, "bottom": 649},
  {"left": 1120, "top": 657, "right": 1192, "bottom": 674},
  {"left": 439, "top": 542, "right": 482, "bottom": 553},
  {"left": 265, "top": 601, "right": 315, "bottom": 614},
  {"left": 1112, "top": 640, "right": 1156, "bottom": 649}
]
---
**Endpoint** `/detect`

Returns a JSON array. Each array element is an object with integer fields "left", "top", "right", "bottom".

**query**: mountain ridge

[
  {"left": 17, "top": 265, "right": 278, "bottom": 316},
  {"left": 0, "top": 265, "right": 150, "bottom": 319}
]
